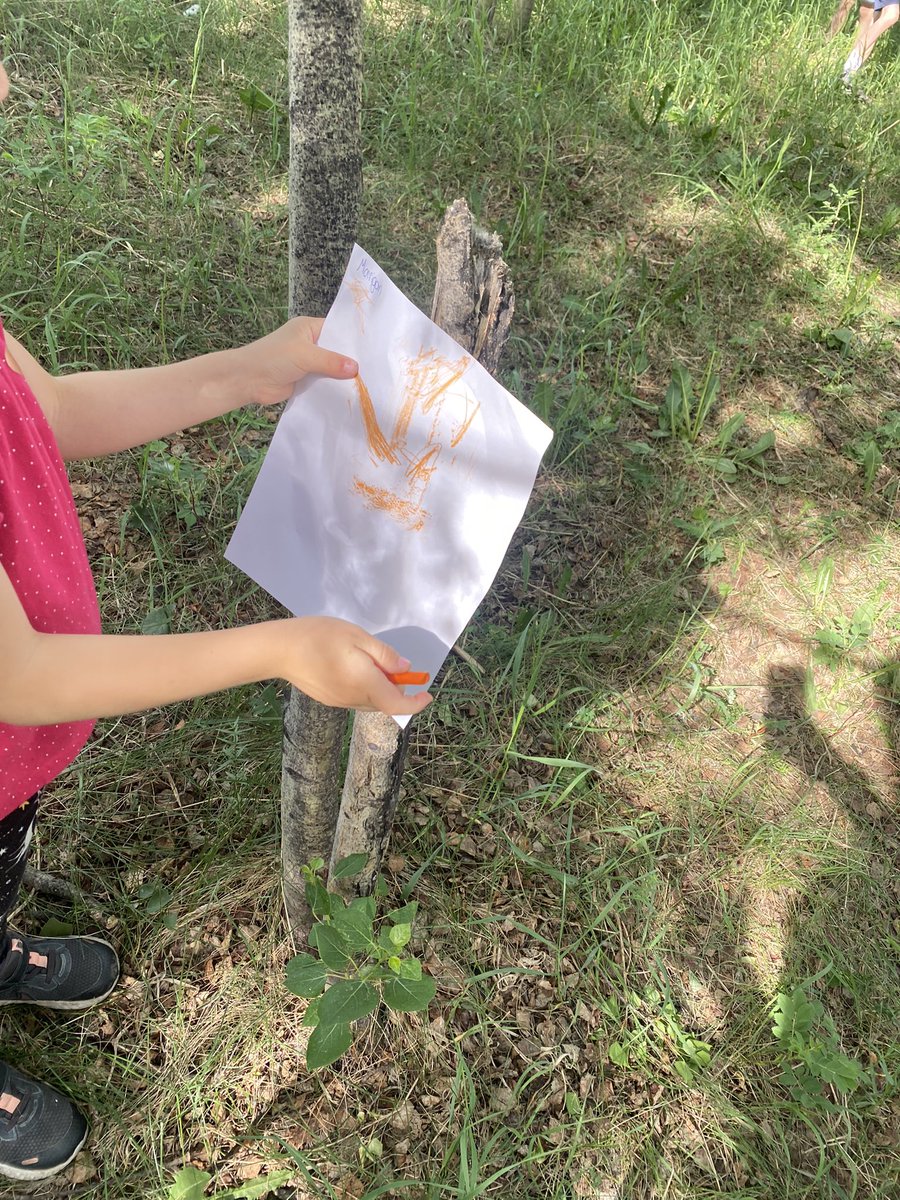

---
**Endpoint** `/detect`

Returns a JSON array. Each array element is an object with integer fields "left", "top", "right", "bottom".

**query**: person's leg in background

[
  {"left": 829, "top": 0, "right": 874, "bottom": 38},
  {"left": 843, "top": 0, "right": 898, "bottom": 82}
]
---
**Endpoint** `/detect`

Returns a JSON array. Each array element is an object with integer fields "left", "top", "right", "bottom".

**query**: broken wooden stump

[{"left": 327, "top": 198, "right": 514, "bottom": 900}]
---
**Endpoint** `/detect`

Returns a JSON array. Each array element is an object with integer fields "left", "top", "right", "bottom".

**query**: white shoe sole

[{"left": 0, "top": 1122, "right": 88, "bottom": 1181}]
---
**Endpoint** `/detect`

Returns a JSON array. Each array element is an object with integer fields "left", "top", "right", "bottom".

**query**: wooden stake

[{"left": 329, "top": 199, "right": 514, "bottom": 895}]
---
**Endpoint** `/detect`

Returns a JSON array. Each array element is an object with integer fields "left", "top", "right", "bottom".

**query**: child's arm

[
  {"left": 0, "top": 565, "right": 431, "bottom": 724},
  {"left": 9, "top": 319, "right": 357, "bottom": 461}
]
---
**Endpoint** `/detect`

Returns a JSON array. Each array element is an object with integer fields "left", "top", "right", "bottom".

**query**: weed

[
  {"left": 657, "top": 361, "right": 720, "bottom": 444},
  {"left": 813, "top": 601, "right": 877, "bottom": 665},
  {"left": 771, "top": 982, "right": 870, "bottom": 1108},
  {"left": 285, "top": 857, "right": 435, "bottom": 1069}
]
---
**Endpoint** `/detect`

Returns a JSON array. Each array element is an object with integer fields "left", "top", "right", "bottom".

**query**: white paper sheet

[{"left": 226, "top": 245, "right": 553, "bottom": 722}]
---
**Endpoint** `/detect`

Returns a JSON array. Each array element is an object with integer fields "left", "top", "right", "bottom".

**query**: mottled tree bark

[
  {"left": 288, "top": 0, "right": 363, "bottom": 315},
  {"left": 283, "top": 0, "right": 362, "bottom": 935},
  {"left": 329, "top": 199, "right": 514, "bottom": 896},
  {"left": 282, "top": 694, "right": 347, "bottom": 930}
]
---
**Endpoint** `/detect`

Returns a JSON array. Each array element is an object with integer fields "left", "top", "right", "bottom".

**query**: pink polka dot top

[{"left": 0, "top": 318, "right": 101, "bottom": 817}]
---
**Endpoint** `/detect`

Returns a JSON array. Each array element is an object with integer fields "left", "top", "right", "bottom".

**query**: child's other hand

[
  {"left": 240, "top": 317, "right": 358, "bottom": 408},
  {"left": 278, "top": 616, "right": 432, "bottom": 716}
]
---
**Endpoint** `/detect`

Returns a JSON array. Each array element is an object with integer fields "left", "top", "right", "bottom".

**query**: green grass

[{"left": 1, "top": 0, "right": 899, "bottom": 1196}]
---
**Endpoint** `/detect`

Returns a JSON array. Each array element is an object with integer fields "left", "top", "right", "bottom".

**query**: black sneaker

[
  {"left": 0, "top": 930, "right": 119, "bottom": 1011},
  {"left": 0, "top": 1062, "right": 88, "bottom": 1181}
]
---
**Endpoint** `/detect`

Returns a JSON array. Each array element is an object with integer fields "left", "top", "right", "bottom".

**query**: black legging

[{"left": 0, "top": 794, "right": 37, "bottom": 949}]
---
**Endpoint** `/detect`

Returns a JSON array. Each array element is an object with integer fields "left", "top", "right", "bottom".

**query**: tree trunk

[
  {"left": 287, "top": 0, "right": 363, "bottom": 315},
  {"left": 283, "top": 0, "right": 362, "bottom": 935},
  {"left": 282, "top": 695, "right": 348, "bottom": 931},
  {"left": 513, "top": 0, "right": 536, "bottom": 38},
  {"left": 329, "top": 716, "right": 412, "bottom": 898},
  {"left": 329, "top": 198, "right": 514, "bottom": 896}
]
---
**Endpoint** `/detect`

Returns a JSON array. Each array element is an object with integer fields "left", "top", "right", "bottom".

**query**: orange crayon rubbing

[
  {"left": 355, "top": 376, "right": 399, "bottom": 465},
  {"left": 348, "top": 278, "right": 372, "bottom": 332},
  {"left": 352, "top": 477, "right": 426, "bottom": 531},
  {"left": 349, "top": 349, "right": 476, "bottom": 532},
  {"left": 388, "top": 671, "right": 430, "bottom": 686}
]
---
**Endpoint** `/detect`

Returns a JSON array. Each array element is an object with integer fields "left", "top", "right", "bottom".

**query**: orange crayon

[{"left": 388, "top": 671, "right": 430, "bottom": 686}]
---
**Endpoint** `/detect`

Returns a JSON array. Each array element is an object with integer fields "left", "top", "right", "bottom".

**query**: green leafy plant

[
  {"left": 167, "top": 1165, "right": 294, "bottom": 1200},
  {"left": 285, "top": 856, "right": 436, "bottom": 1069},
  {"left": 627, "top": 80, "right": 675, "bottom": 143},
  {"left": 699, "top": 411, "right": 776, "bottom": 477},
  {"left": 657, "top": 362, "right": 721, "bottom": 445},
  {"left": 813, "top": 602, "right": 876, "bottom": 665},
  {"left": 141, "top": 441, "right": 211, "bottom": 531},
  {"left": 848, "top": 410, "right": 900, "bottom": 490},
  {"left": 672, "top": 508, "right": 738, "bottom": 565},
  {"left": 771, "top": 985, "right": 868, "bottom": 1108},
  {"left": 135, "top": 878, "right": 178, "bottom": 931},
  {"left": 600, "top": 987, "right": 711, "bottom": 1085}
]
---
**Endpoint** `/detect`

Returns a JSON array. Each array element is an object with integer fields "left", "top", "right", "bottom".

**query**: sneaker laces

[
  {"left": 0, "top": 1074, "right": 30, "bottom": 1131},
  {"left": 0, "top": 937, "right": 58, "bottom": 989}
]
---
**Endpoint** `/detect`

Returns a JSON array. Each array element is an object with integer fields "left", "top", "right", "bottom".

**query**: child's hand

[
  {"left": 278, "top": 616, "right": 432, "bottom": 716},
  {"left": 239, "top": 317, "right": 358, "bottom": 408}
]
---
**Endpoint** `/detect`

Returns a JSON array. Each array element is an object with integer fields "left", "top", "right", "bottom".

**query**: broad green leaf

[
  {"left": 302, "top": 997, "right": 321, "bottom": 1028},
  {"left": 378, "top": 924, "right": 400, "bottom": 954},
  {"left": 717, "top": 413, "right": 746, "bottom": 448},
  {"left": 285, "top": 954, "right": 327, "bottom": 999},
  {"left": 349, "top": 894, "right": 377, "bottom": 921},
  {"left": 167, "top": 1166, "right": 211, "bottom": 1200},
  {"left": 806, "top": 1047, "right": 863, "bottom": 1093},
  {"left": 382, "top": 974, "right": 436, "bottom": 1013},
  {"left": 772, "top": 987, "right": 821, "bottom": 1043},
  {"left": 673, "top": 1059, "right": 694, "bottom": 1084},
  {"left": 248, "top": 683, "right": 281, "bottom": 720},
  {"left": 238, "top": 84, "right": 277, "bottom": 113},
  {"left": 39, "top": 918, "right": 74, "bottom": 938},
  {"left": 331, "top": 853, "right": 369, "bottom": 881},
  {"left": 304, "top": 878, "right": 331, "bottom": 920},
  {"left": 315, "top": 924, "right": 351, "bottom": 971},
  {"left": 306, "top": 1020, "right": 352, "bottom": 1069},
  {"left": 389, "top": 922, "right": 412, "bottom": 948},
  {"left": 319, "top": 979, "right": 379, "bottom": 1025},
  {"left": 220, "top": 1168, "right": 296, "bottom": 1198},
  {"left": 399, "top": 958, "right": 423, "bottom": 981},
  {"left": 388, "top": 956, "right": 402, "bottom": 973},
  {"left": 386, "top": 902, "right": 418, "bottom": 926},
  {"left": 331, "top": 905, "right": 373, "bottom": 952},
  {"left": 142, "top": 605, "right": 172, "bottom": 635},
  {"left": 608, "top": 1042, "right": 629, "bottom": 1067},
  {"left": 710, "top": 456, "right": 737, "bottom": 477},
  {"left": 745, "top": 430, "right": 775, "bottom": 457}
]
